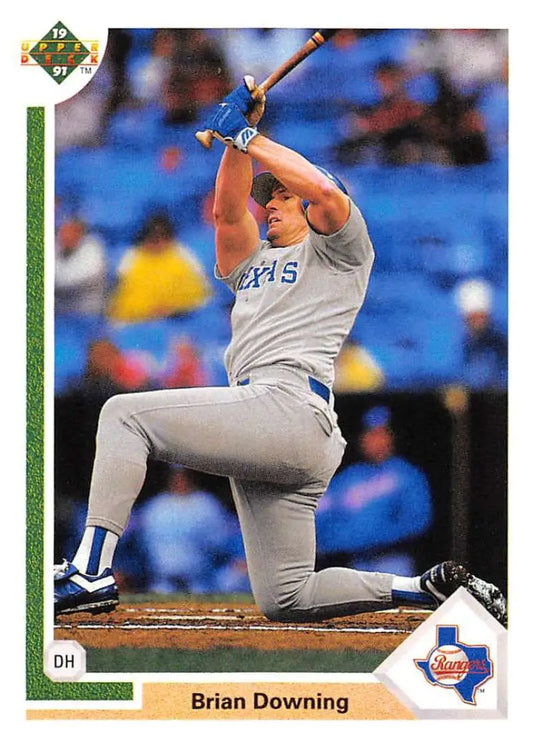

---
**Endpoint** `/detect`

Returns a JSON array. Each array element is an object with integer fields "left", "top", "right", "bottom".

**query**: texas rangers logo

[{"left": 414, "top": 625, "right": 493, "bottom": 705}]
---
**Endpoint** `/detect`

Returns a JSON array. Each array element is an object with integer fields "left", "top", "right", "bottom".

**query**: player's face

[{"left": 265, "top": 186, "right": 308, "bottom": 246}]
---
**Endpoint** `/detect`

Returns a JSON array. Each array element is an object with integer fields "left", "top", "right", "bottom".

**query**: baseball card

[{"left": 7, "top": 0, "right": 524, "bottom": 733}]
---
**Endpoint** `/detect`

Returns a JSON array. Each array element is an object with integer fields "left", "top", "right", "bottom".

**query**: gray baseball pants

[{"left": 85, "top": 366, "right": 393, "bottom": 621}]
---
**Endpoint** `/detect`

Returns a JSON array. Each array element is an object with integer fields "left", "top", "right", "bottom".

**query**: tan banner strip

[{"left": 27, "top": 682, "right": 414, "bottom": 720}]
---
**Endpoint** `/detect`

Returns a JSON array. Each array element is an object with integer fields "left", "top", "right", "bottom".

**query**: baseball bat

[{"left": 195, "top": 29, "right": 339, "bottom": 149}]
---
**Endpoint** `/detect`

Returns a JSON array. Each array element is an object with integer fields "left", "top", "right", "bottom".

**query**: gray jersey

[{"left": 216, "top": 200, "right": 374, "bottom": 388}]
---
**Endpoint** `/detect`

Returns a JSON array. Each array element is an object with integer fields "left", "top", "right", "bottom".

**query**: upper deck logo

[
  {"left": 415, "top": 625, "right": 493, "bottom": 705},
  {"left": 21, "top": 21, "right": 97, "bottom": 84}
]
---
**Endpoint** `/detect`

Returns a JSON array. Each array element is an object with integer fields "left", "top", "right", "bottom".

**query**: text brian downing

[{"left": 191, "top": 691, "right": 349, "bottom": 714}]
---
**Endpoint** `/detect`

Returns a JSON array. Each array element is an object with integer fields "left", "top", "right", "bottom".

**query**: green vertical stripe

[
  {"left": 26, "top": 107, "right": 131, "bottom": 701},
  {"left": 26, "top": 106, "right": 45, "bottom": 698}
]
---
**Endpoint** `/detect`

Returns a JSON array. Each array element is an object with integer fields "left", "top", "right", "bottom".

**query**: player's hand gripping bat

[{"left": 195, "top": 29, "right": 339, "bottom": 149}]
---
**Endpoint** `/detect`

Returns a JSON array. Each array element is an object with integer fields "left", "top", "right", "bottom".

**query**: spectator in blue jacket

[
  {"left": 316, "top": 406, "right": 433, "bottom": 576},
  {"left": 139, "top": 466, "right": 237, "bottom": 593}
]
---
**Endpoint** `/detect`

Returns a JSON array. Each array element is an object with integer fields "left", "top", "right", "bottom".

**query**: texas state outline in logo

[{"left": 414, "top": 625, "right": 493, "bottom": 705}]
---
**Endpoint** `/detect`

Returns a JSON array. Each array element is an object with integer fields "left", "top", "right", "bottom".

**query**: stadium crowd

[{"left": 54, "top": 28, "right": 508, "bottom": 592}]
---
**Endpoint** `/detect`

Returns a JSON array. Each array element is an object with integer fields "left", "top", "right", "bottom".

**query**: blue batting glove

[
  {"left": 223, "top": 81, "right": 256, "bottom": 116},
  {"left": 204, "top": 102, "right": 258, "bottom": 153}
]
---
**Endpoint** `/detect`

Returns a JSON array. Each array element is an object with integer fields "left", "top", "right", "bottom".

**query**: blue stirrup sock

[
  {"left": 72, "top": 526, "right": 119, "bottom": 576},
  {"left": 391, "top": 575, "right": 436, "bottom": 607}
]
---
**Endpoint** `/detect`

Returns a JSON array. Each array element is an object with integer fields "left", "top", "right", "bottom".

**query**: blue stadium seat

[
  {"left": 267, "top": 96, "right": 344, "bottom": 127},
  {"left": 491, "top": 284, "right": 508, "bottom": 333},
  {"left": 77, "top": 193, "right": 141, "bottom": 245},
  {"left": 356, "top": 162, "right": 504, "bottom": 285},
  {"left": 482, "top": 212, "right": 507, "bottom": 264},
  {"left": 108, "top": 319, "right": 177, "bottom": 364},
  {"left": 313, "top": 30, "right": 423, "bottom": 75},
  {"left": 268, "top": 120, "right": 339, "bottom": 161},
  {"left": 178, "top": 224, "right": 216, "bottom": 274},
  {"left": 106, "top": 104, "right": 168, "bottom": 150},
  {"left": 181, "top": 303, "right": 232, "bottom": 345},
  {"left": 353, "top": 276, "right": 462, "bottom": 388},
  {"left": 56, "top": 147, "right": 117, "bottom": 198},
  {"left": 333, "top": 72, "right": 382, "bottom": 106},
  {"left": 55, "top": 315, "right": 103, "bottom": 393},
  {"left": 362, "top": 272, "right": 442, "bottom": 317}
]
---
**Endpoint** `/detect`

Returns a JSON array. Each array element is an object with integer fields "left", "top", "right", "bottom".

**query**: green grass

[
  {"left": 87, "top": 647, "right": 388, "bottom": 674},
  {"left": 90, "top": 594, "right": 390, "bottom": 674}
]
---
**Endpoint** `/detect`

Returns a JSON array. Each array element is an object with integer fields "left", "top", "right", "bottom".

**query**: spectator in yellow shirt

[{"left": 108, "top": 213, "right": 211, "bottom": 323}]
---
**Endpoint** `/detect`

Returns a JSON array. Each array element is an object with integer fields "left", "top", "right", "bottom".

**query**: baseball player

[{"left": 55, "top": 78, "right": 507, "bottom": 626}]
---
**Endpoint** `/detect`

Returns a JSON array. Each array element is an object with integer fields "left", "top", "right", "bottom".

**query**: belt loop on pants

[
  {"left": 237, "top": 374, "right": 330, "bottom": 404},
  {"left": 308, "top": 376, "right": 330, "bottom": 403}
]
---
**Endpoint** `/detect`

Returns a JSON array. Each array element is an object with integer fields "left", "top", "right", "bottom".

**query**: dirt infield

[{"left": 55, "top": 601, "right": 431, "bottom": 652}]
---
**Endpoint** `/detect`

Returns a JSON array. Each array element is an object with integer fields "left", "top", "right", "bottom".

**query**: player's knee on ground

[
  {"left": 259, "top": 600, "right": 318, "bottom": 623},
  {"left": 258, "top": 599, "right": 295, "bottom": 623},
  {"left": 255, "top": 586, "right": 318, "bottom": 623}
]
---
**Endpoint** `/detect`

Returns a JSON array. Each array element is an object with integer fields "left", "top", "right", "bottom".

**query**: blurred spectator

[
  {"left": 316, "top": 406, "right": 433, "bottom": 575},
  {"left": 334, "top": 339, "right": 385, "bottom": 392},
  {"left": 139, "top": 466, "right": 237, "bottom": 593},
  {"left": 102, "top": 29, "right": 134, "bottom": 115},
  {"left": 81, "top": 338, "right": 154, "bottom": 398},
  {"left": 129, "top": 28, "right": 176, "bottom": 104},
  {"left": 55, "top": 217, "right": 108, "bottom": 315},
  {"left": 329, "top": 28, "right": 364, "bottom": 51},
  {"left": 55, "top": 79, "right": 110, "bottom": 152},
  {"left": 409, "top": 30, "right": 508, "bottom": 96},
  {"left": 454, "top": 278, "right": 507, "bottom": 389},
  {"left": 336, "top": 61, "right": 447, "bottom": 166},
  {"left": 428, "top": 72, "right": 490, "bottom": 166},
  {"left": 407, "top": 29, "right": 507, "bottom": 165},
  {"left": 162, "top": 29, "right": 230, "bottom": 123},
  {"left": 158, "top": 145, "right": 183, "bottom": 173},
  {"left": 160, "top": 338, "right": 208, "bottom": 388},
  {"left": 107, "top": 212, "right": 211, "bottom": 323},
  {"left": 336, "top": 52, "right": 493, "bottom": 166},
  {"left": 55, "top": 31, "right": 132, "bottom": 151}
]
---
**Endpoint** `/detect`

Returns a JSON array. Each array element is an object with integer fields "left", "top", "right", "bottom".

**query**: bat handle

[{"left": 195, "top": 129, "right": 214, "bottom": 149}]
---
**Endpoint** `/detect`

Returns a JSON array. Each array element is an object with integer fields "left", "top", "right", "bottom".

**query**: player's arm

[
  {"left": 248, "top": 135, "right": 350, "bottom": 236},
  {"left": 201, "top": 86, "right": 350, "bottom": 237},
  {"left": 208, "top": 77, "right": 267, "bottom": 277},
  {"left": 213, "top": 147, "right": 260, "bottom": 277}
]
